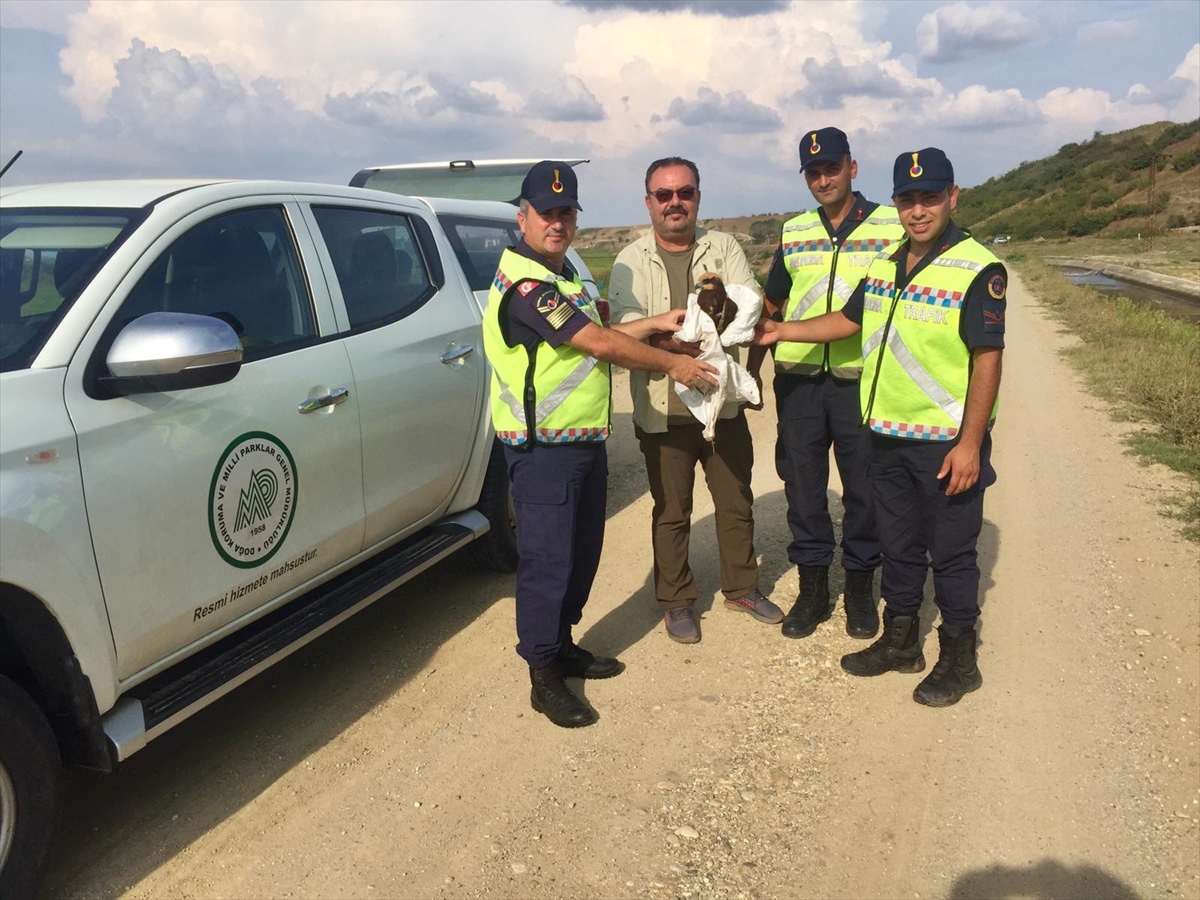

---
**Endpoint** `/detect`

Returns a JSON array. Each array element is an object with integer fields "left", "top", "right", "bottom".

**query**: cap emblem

[
  {"left": 909, "top": 152, "right": 923, "bottom": 178},
  {"left": 551, "top": 169, "right": 564, "bottom": 194},
  {"left": 809, "top": 132, "right": 821, "bottom": 154}
]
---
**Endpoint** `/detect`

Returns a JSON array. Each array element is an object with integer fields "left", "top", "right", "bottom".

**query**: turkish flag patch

[{"left": 516, "top": 280, "right": 539, "bottom": 296}]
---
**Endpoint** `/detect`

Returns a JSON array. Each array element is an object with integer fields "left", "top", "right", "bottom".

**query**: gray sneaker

[
  {"left": 724, "top": 587, "right": 785, "bottom": 624},
  {"left": 664, "top": 607, "right": 701, "bottom": 644}
]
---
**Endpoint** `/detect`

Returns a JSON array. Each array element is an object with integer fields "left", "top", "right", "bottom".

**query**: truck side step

[{"left": 103, "top": 511, "right": 489, "bottom": 761}]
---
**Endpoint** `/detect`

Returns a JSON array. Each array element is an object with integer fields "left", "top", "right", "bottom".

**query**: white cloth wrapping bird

[{"left": 672, "top": 282, "right": 763, "bottom": 440}]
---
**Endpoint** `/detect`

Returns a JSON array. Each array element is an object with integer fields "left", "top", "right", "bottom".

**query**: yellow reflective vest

[
  {"left": 859, "top": 238, "right": 1001, "bottom": 441},
  {"left": 482, "top": 248, "right": 611, "bottom": 446},
  {"left": 775, "top": 204, "right": 904, "bottom": 378}
]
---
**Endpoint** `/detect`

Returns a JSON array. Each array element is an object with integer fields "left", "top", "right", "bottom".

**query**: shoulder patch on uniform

[
  {"left": 534, "top": 288, "right": 574, "bottom": 330},
  {"left": 982, "top": 270, "right": 1006, "bottom": 333},
  {"left": 515, "top": 278, "right": 543, "bottom": 297}
]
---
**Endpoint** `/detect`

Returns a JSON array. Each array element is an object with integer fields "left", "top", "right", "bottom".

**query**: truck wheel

[
  {"left": 471, "top": 439, "right": 519, "bottom": 572},
  {"left": 0, "top": 675, "right": 63, "bottom": 900}
]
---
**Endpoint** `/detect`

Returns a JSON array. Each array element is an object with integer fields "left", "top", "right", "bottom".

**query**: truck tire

[
  {"left": 471, "top": 439, "right": 519, "bottom": 573},
  {"left": 0, "top": 675, "right": 63, "bottom": 900}
]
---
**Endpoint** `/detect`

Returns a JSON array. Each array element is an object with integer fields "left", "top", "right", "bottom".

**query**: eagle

[{"left": 695, "top": 272, "right": 737, "bottom": 336}]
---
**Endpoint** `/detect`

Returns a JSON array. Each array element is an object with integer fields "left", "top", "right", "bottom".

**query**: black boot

[
  {"left": 781, "top": 565, "right": 831, "bottom": 638},
  {"left": 530, "top": 661, "right": 597, "bottom": 727},
  {"left": 913, "top": 623, "right": 982, "bottom": 707},
  {"left": 843, "top": 568, "right": 880, "bottom": 639},
  {"left": 840, "top": 611, "right": 925, "bottom": 676},
  {"left": 558, "top": 642, "right": 624, "bottom": 679}
]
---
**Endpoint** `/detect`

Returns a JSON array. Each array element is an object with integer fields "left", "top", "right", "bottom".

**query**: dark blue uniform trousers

[
  {"left": 504, "top": 442, "right": 607, "bottom": 668},
  {"left": 867, "top": 433, "right": 996, "bottom": 627},
  {"left": 774, "top": 373, "right": 880, "bottom": 571}
]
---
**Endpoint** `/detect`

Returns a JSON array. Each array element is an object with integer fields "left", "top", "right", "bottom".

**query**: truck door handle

[
  {"left": 298, "top": 388, "right": 350, "bottom": 414},
  {"left": 440, "top": 345, "right": 475, "bottom": 364}
]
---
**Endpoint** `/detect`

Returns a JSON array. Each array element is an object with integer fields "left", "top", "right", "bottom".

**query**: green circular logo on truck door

[{"left": 208, "top": 431, "right": 299, "bottom": 568}]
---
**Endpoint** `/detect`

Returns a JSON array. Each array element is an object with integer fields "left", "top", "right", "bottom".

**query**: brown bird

[{"left": 695, "top": 272, "right": 738, "bottom": 336}]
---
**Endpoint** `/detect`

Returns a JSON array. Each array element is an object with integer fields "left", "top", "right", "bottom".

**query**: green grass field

[
  {"left": 576, "top": 249, "right": 617, "bottom": 293},
  {"left": 1010, "top": 256, "right": 1200, "bottom": 539}
]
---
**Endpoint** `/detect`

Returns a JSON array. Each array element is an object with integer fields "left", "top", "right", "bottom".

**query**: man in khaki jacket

[{"left": 609, "top": 156, "right": 783, "bottom": 644}]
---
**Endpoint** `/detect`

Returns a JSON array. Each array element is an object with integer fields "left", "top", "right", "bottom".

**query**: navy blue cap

[
  {"left": 799, "top": 127, "right": 851, "bottom": 170},
  {"left": 892, "top": 147, "right": 955, "bottom": 196},
  {"left": 520, "top": 160, "right": 582, "bottom": 212}
]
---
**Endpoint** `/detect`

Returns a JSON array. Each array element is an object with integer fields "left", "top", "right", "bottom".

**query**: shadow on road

[
  {"left": 40, "top": 398, "right": 1008, "bottom": 897},
  {"left": 42, "top": 411, "right": 660, "bottom": 898},
  {"left": 743, "top": 481, "right": 1002, "bottom": 652},
  {"left": 576, "top": 506, "right": 724, "bottom": 661},
  {"left": 42, "top": 555, "right": 514, "bottom": 899},
  {"left": 949, "top": 859, "right": 1142, "bottom": 900}
]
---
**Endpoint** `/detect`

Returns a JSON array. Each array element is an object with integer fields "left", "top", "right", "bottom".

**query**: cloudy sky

[{"left": 1, "top": 0, "right": 1197, "bottom": 225}]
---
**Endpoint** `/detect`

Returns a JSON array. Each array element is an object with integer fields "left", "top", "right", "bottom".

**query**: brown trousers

[{"left": 635, "top": 411, "right": 758, "bottom": 608}]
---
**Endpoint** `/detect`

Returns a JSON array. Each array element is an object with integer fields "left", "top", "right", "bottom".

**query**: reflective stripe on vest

[
  {"left": 859, "top": 240, "right": 1000, "bottom": 441},
  {"left": 482, "top": 249, "right": 611, "bottom": 446},
  {"left": 775, "top": 206, "right": 904, "bottom": 378}
]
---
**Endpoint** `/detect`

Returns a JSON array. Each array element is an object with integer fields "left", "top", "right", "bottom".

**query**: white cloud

[
  {"left": 1167, "top": 43, "right": 1200, "bottom": 119},
  {"left": 657, "top": 87, "right": 782, "bottom": 132},
  {"left": 0, "top": 0, "right": 88, "bottom": 36},
  {"left": 1036, "top": 43, "right": 1199, "bottom": 129},
  {"left": 1129, "top": 51, "right": 1200, "bottom": 121},
  {"left": 917, "top": 2, "right": 1038, "bottom": 63},
  {"left": 564, "top": 0, "right": 788, "bottom": 15},
  {"left": 525, "top": 75, "right": 606, "bottom": 122},
  {"left": 936, "top": 84, "right": 1043, "bottom": 130},
  {"left": 56, "top": 0, "right": 582, "bottom": 122},
  {"left": 1172, "top": 43, "right": 1200, "bottom": 83},
  {"left": 424, "top": 73, "right": 505, "bottom": 117},
  {"left": 4, "top": 1, "right": 1197, "bottom": 225},
  {"left": 1076, "top": 19, "right": 1140, "bottom": 45},
  {"left": 1036, "top": 86, "right": 1118, "bottom": 124},
  {"left": 798, "top": 56, "right": 939, "bottom": 109}
]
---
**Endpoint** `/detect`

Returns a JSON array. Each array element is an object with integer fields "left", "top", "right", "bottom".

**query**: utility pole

[{"left": 1144, "top": 153, "right": 1158, "bottom": 252}]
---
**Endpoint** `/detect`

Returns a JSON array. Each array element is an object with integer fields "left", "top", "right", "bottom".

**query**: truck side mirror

[{"left": 101, "top": 311, "right": 243, "bottom": 395}]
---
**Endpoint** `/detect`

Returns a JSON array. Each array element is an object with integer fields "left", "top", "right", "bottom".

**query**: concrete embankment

[{"left": 1045, "top": 256, "right": 1200, "bottom": 299}]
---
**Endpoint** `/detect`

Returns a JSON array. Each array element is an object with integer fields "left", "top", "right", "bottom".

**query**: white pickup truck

[{"left": 0, "top": 165, "right": 601, "bottom": 894}]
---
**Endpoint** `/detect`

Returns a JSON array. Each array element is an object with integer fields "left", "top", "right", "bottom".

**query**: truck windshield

[{"left": 0, "top": 208, "right": 140, "bottom": 371}]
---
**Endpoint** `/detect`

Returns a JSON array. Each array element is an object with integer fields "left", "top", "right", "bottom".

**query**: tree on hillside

[{"left": 749, "top": 219, "right": 782, "bottom": 243}]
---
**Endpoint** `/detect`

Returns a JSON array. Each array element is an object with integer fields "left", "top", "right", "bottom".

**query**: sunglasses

[{"left": 649, "top": 186, "right": 698, "bottom": 203}]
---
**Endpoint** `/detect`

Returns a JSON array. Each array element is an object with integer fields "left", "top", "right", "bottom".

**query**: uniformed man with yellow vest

[
  {"left": 754, "top": 147, "right": 1005, "bottom": 707},
  {"left": 483, "top": 161, "right": 719, "bottom": 727},
  {"left": 749, "top": 127, "right": 904, "bottom": 642}
]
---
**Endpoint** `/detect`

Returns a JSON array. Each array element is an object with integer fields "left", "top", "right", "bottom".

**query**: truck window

[
  {"left": 0, "top": 208, "right": 141, "bottom": 371},
  {"left": 119, "top": 206, "right": 316, "bottom": 358},
  {"left": 310, "top": 207, "right": 436, "bottom": 328},
  {"left": 435, "top": 215, "right": 521, "bottom": 292}
]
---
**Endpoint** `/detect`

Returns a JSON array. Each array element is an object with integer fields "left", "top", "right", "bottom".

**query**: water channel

[{"left": 1054, "top": 265, "right": 1200, "bottom": 324}]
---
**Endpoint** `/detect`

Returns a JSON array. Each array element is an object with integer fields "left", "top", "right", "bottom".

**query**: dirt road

[{"left": 43, "top": 273, "right": 1199, "bottom": 899}]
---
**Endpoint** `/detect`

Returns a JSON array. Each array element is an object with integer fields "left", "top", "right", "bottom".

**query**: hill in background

[
  {"left": 958, "top": 119, "right": 1200, "bottom": 240},
  {"left": 576, "top": 120, "right": 1200, "bottom": 290},
  {"left": 576, "top": 211, "right": 802, "bottom": 288}
]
